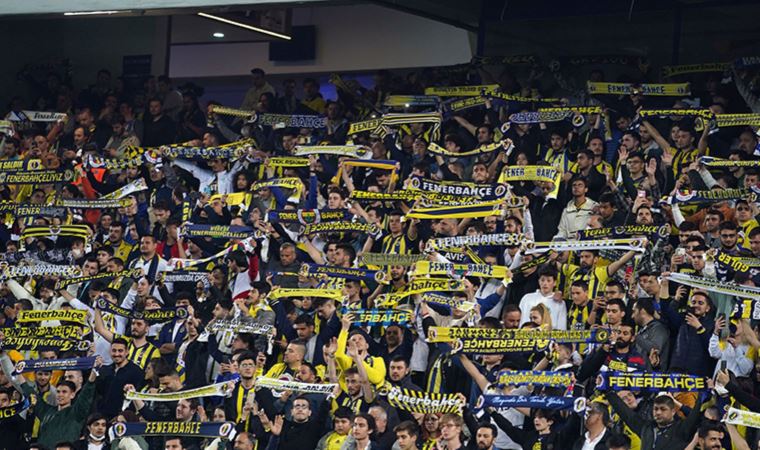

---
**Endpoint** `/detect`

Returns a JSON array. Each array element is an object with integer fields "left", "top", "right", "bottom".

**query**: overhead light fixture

[
  {"left": 212, "top": 32, "right": 225, "bottom": 38},
  {"left": 63, "top": 10, "right": 125, "bottom": 16},
  {"left": 197, "top": 12, "right": 291, "bottom": 40}
]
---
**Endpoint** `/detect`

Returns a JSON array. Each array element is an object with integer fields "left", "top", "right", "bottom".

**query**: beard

[{"left": 614, "top": 340, "right": 629, "bottom": 350}]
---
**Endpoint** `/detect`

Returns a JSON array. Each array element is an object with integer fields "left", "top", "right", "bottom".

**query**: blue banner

[{"left": 14, "top": 356, "right": 96, "bottom": 375}]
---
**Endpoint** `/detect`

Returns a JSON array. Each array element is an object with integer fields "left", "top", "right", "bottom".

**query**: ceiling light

[
  {"left": 197, "top": 12, "right": 291, "bottom": 40},
  {"left": 63, "top": 10, "right": 124, "bottom": 16},
  {"left": 212, "top": 32, "right": 225, "bottom": 38}
]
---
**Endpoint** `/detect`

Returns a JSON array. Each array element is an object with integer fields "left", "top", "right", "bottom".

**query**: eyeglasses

[{"left": 239, "top": 363, "right": 255, "bottom": 368}]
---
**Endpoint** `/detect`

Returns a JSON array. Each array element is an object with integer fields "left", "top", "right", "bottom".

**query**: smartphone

[{"left": 637, "top": 190, "right": 646, "bottom": 198}]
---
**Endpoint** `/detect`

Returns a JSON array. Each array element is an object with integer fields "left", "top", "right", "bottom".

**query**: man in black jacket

[
  {"left": 605, "top": 391, "right": 703, "bottom": 450},
  {"left": 263, "top": 395, "right": 329, "bottom": 450},
  {"left": 95, "top": 338, "right": 144, "bottom": 419},
  {"left": 529, "top": 181, "right": 564, "bottom": 242}
]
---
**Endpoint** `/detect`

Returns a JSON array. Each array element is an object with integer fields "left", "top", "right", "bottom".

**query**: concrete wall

[
  {"left": 168, "top": 4, "right": 474, "bottom": 78},
  {"left": 0, "top": 15, "right": 168, "bottom": 108}
]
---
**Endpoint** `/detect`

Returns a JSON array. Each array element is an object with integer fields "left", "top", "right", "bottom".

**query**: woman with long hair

[
  {"left": 530, "top": 303, "right": 553, "bottom": 330},
  {"left": 417, "top": 412, "right": 441, "bottom": 450}
]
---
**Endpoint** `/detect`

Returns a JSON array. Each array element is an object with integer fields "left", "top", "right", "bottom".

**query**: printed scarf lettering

[
  {"left": 14, "top": 356, "right": 96, "bottom": 375},
  {"left": 255, "top": 376, "right": 337, "bottom": 394},
  {"left": 16, "top": 309, "right": 88, "bottom": 325},
  {"left": 300, "top": 263, "right": 388, "bottom": 284},
  {"left": 724, "top": 407, "right": 760, "bottom": 430},
  {"left": 405, "top": 278, "right": 465, "bottom": 296},
  {"left": 180, "top": 223, "right": 261, "bottom": 240},
  {"left": 415, "top": 293, "right": 476, "bottom": 313},
  {"left": 55, "top": 197, "right": 134, "bottom": 209},
  {"left": 95, "top": 298, "right": 189, "bottom": 323},
  {"left": 478, "top": 394, "right": 585, "bottom": 412},
  {"left": 7, "top": 110, "right": 67, "bottom": 122},
  {"left": 0, "top": 398, "right": 30, "bottom": 420},
  {"left": 125, "top": 381, "right": 234, "bottom": 401},
  {"left": 386, "top": 386, "right": 463, "bottom": 414},
  {"left": 598, "top": 371, "right": 707, "bottom": 392},
  {"left": 577, "top": 224, "right": 670, "bottom": 240},
  {"left": 0, "top": 170, "right": 74, "bottom": 185},
  {"left": 303, "top": 221, "right": 379, "bottom": 236},
  {"left": 426, "top": 233, "right": 526, "bottom": 252},
  {"left": 426, "top": 140, "right": 513, "bottom": 158},
  {"left": 496, "top": 370, "right": 573, "bottom": 388},
  {"left": 427, "top": 326, "right": 609, "bottom": 345},
  {"left": 664, "top": 187, "right": 758, "bottom": 205},
  {"left": 0, "top": 159, "right": 44, "bottom": 171},
  {"left": 3, "top": 325, "right": 85, "bottom": 340},
  {"left": 0, "top": 262, "right": 82, "bottom": 280},
  {"left": 408, "top": 176, "right": 507, "bottom": 199},
  {"left": 264, "top": 156, "right": 310, "bottom": 168},
  {"left": 258, "top": 113, "right": 327, "bottom": 129},
  {"left": 109, "top": 421, "right": 236, "bottom": 440},
  {"left": 0, "top": 336, "right": 90, "bottom": 352},
  {"left": 342, "top": 308, "right": 412, "bottom": 326},
  {"left": 665, "top": 272, "right": 760, "bottom": 300},
  {"left": 661, "top": 62, "right": 730, "bottom": 78},
  {"left": 359, "top": 252, "right": 427, "bottom": 267},
  {"left": 206, "top": 318, "right": 275, "bottom": 336},
  {"left": 587, "top": 81, "right": 690, "bottom": 96},
  {"left": 56, "top": 268, "right": 143, "bottom": 289},
  {"left": 413, "top": 261, "right": 511, "bottom": 279},
  {"left": 162, "top": 139, "right": 253, "bottom": 160},
  {"left": 700, "top": 156, "right": 760, "bottom": 167},
  {"left": 293, "top": 144, "right": 371, "bottom": 159},
  {"left": 525, "top": 238, "right": 646, "bottom": 255},
  {"left": 499, "top": 166, "right": 561, "bottom": 199}
]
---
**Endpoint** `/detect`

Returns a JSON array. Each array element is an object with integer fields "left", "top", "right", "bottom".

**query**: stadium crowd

[{"left": 0, "top": 54, "right": 759, "bottom": 450}]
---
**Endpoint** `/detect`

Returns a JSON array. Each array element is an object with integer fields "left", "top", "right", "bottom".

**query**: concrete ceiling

[{"left": 0, "top": 0, "right": 325, "bottom": 17}]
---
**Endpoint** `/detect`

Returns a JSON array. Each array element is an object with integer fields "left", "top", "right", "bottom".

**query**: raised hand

[{"left": 271, "top": 415, "right": 284, "bottom": 436}]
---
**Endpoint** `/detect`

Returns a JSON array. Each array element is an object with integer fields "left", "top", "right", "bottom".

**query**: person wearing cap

[{"left": 241, "top": 68, "right": 275, "bottom": 112}]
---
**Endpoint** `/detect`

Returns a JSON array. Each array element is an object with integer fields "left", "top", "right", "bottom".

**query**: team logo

[{"left": 112, "top": 422, "right": 127, "bottom": 437}]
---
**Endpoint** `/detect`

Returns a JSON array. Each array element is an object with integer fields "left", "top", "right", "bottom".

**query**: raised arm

[
  {"left": 93, "top": 309, "right": 115, "bottom": 343},
  {"left": 607, "top": 249, "right": 638, "bottom": 276},
  {"left": 641, "top": 120, "right": 671, "bottom": 155},
  {"left": 457, "top": 354, "right": 490, "bottom": 392}
]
